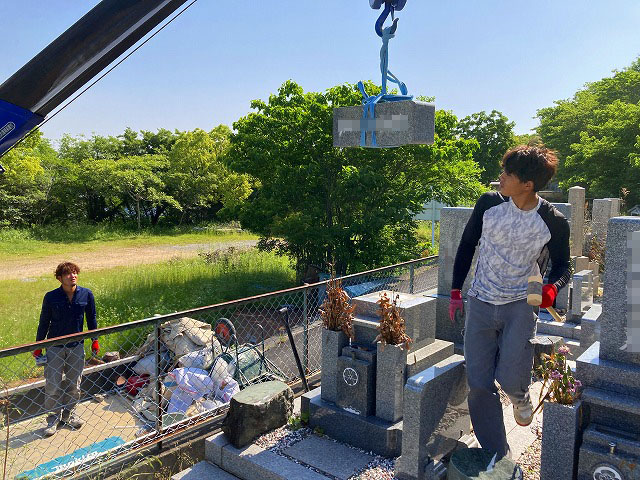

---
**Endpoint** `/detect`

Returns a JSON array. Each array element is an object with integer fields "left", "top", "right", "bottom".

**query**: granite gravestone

[{"left": 568, "top": 186, "right": 585, "bottom": 257}]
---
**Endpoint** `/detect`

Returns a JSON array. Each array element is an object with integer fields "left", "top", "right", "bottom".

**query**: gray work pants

[
  {"left": 44, "top": 343, "right": 85, "bottom": 416},
  {"left": 463, "top": 296, "right": 537, "bottom": 459}
]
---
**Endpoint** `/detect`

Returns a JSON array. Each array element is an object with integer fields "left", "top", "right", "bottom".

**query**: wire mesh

[{"left": 0, "top": 256, "right": 438, "bottom": 479}]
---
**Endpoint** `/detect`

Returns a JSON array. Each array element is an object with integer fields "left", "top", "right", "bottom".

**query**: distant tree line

[{"left": 2, "top": 59, "right": 638, "bottom": 273}]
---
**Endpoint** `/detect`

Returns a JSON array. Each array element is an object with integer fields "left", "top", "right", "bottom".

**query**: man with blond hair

[{"left": 34, "top": 262, "right": 99, "bottom": 436}]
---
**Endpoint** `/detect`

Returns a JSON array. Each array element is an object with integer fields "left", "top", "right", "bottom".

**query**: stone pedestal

[
  {"left": 321, "top": 329, "right": 349, "bottom": 403},
  {"left": 376, "top": 342, "right": 408, "bottom": 422},
  {"left": 540, "top": 400, "right": 582, "bottom": 480},
  {"left": 568, "top": 186, "right": 585, "bottom": 257},
  {"left": 333, "top": 100, "right": 435, "bottom": 148}
]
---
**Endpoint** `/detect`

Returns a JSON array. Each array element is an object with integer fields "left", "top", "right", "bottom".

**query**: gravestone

[
  {"left": 592, "top": 198, "right": 619, "bottom": 247},
  {"left": 333, "top": 100, "right": 435, "bottom": 148},
  {"left": 570, "top": 269, "right": 593, "bottom": 321},
  {"left": 567, "top": 217, "right": 640, "bottom": 480},
  {"left": 436, "top": 207, "right": 474, "bottom": 345},
  {"left": 568, "top": 186, "right": 585, "bottom": 257}
]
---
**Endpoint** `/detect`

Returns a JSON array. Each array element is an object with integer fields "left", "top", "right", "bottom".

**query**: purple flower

[
  {"left": 557, "top": 345, "right": 571, "bottom": 356},
  {"left": 551, "top": 370, "right": 563, "bottom": 380},
  {"left": 574, "top": 379, "right": 582, "bottom": 388}
]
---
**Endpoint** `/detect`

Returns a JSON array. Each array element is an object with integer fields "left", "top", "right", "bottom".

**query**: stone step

[
  {"left": 205, "top": 432, "right": 330, "bottom": 480},
  {"left": 536, "top": 316, "right": 581, "bottom": 340},
  {"left": 582, "top": 424, "right": 640, "bottom": 457},
  {"left": 172, "top": 461, "right": 241, "bottom": 480},
  {"left": 581, "top": 386, "right": 640, "bottom": 434},
  {"left": 577, "top": 342, "right": 640, "bottom": 398},
  {"left": 406, "top": 339, "right": 454, "bottom": 377},
  {"left": 352, "top": 314, "right": 379, "bottom": 346},
  {"left": 205, "top": 430, "right": 383, "bottom": 480}
]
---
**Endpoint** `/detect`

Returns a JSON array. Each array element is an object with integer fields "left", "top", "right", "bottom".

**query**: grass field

[
  {"left": 0, "top": 223, "right": 258, "bottom": 260},
  {"left": 0, "top": 248, "right": 296, "bottom": 381},
  {"left": 416, "top": 220, "right": 440, "bottom": 255}
]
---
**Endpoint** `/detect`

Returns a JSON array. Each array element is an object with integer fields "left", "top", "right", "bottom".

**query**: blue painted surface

[
  {"left": 16, "top": 436, "right": 125, "bottom": 479},
  {"left": 0, "top": 99, "right": 44, "bottom": 158}
]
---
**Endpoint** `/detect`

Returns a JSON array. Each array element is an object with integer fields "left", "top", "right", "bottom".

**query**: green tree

[
  {"left": 166, "top": 128, "right": 251, "bottom": 224},
  {"left": 0, "top": 131, "right": 56, "bottom": 227},
  {"left": 537, "top": 57, "right": 640, "bottom": 206},
  {"left": 227, "top": 80, "right": 484, "bottom": 276},
  {"left": 455, "top": 110, "right": 516, "bottom": 185}
]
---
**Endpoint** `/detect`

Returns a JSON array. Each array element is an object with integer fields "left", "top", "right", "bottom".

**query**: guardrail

[{"left": 0, "top": 256, "right": 438, "bottom": 479}]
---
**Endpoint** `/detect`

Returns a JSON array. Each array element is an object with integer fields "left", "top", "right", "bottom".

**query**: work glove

[
  {"left": 449, "top": 289, "right": 463, "bottom": 323},
  {"left": 91, "top": 340, "right": 100, "bottom": 356},
  {"left": 33, "top": 349, "right": 42, "bottom": 358},
  {"left": 540, "top": 284, "right": 558, "bottom": 309}
]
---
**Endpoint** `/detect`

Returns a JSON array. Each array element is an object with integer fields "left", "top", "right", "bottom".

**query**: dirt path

[{"left": 0, "top": 240, "right": 258, "bottom": 280}]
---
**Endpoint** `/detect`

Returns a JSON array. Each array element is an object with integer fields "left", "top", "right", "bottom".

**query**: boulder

[{"left": 222, "top": 380, "right": 293, "bottom": 448}]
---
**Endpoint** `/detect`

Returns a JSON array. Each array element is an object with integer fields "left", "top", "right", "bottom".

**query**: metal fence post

[
  {"left": 154, "top": 318, "right": 162, "bottom": 441},
  {"left": 409, "top": 263, "right": 415, "bottom": 294},
  {"left": 303, "top": 286, "right": 309, "bottom": 374}
]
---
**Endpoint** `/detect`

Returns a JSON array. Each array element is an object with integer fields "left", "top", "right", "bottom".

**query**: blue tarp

[{"left": 16, "top": 436, "right": 125, "bottom": 479}]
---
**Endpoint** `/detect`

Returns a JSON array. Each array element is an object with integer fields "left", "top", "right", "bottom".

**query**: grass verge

[{"left": 0, "top": 249, "right": 296, "bottom": 381}]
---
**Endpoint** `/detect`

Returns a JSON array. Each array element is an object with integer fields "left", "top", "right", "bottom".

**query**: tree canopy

[
  {"left": 227, "top": 80, "right": 485, "bottom": 275},
  {"left": 455, "top": 110, "right": 516, "bottom": 185},
  {"left": 537, "top": 57, "right": 640, "bottom": 206}
]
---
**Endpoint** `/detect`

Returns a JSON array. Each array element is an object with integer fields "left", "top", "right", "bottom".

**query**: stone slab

[
  {"left": 333, "top": 100, "right": 435, "bottom": 148},
  {"left": 406, "top": 339, "right": 455, "bottom": 378},
  {"left": 578, "top": 424, "right": 640, "bottom": 480},
  {"left": 579, "top": 303, "right": 601, "bottom": 351},
  {"left": 577, "top": 342, "right": 640, "bottom": 398},
  {"left": 336, "top": 354, "right": 375, "bottom": 417},
  {"left": 353, "top": 291, "right": 436, "bottom": 349},
  {"left": 600, "top": 217, "right": 640, "bottom": 364},
  {"left": 172, "top": 461, "right": 240, "bottom": 480},
  {"left": 437, "top": 207, "right": 475, "bottom": 296},
  {"left": 530, "top": 335, "right": 564, "bottom": 369},
  {"left": 376, "top": 342, "right": 408, "bottom": 422},
  {"left": 321, "top": 329, "right": 349, "bottom": 403},
  {"left": 540, "top": 400, "right": 582, "bottom": 480},
  {"left": 581, "top": 386, "right": 640, "bottom": 434},
  {"left": 396, "top": 355, "right": 470, "bottom": 480},
  {"left": 536, "top": 317, "right": 581, "bottom": 340},
  {"left": 352, "top": 315, "right": 380, "bottom": 346},
  {"left": 306, "top": 387, "right": 403, "bottom": 457},
  {"left": 568, "top": 186, "right": 585, "bottom": 257},
  {"left": 434, "top": 295, "right": 465, "bottom": 346},
  {"left": 283, "top": 435, "right": 375, "bottom": 480},
  {"left": 217, "top": 433, "right": 329, "bottom": 480}
]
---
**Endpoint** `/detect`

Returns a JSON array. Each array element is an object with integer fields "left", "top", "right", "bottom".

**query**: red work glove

[
  {"left": 33, "top": 349, "right": 42, "bottom": 358},
  {"left": 91, "top": 340, "right": 100, "bottom": 355},
  {"left": 540, "top": 284, "right": 558, "bottom": 309},
  {"left": 449, "top": 289, "right": 464, "bottom": 323}
]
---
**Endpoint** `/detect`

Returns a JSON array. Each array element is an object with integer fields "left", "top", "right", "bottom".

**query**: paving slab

[
  {"left": 283, "top": 435, "right": 375, "bottom": 480},
  {"left": 172, "top": 461, "right": 240, "bottom": 480}
]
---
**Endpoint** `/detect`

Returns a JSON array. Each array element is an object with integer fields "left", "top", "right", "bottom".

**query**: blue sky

[{"left": 2, "top": 1, "right": 639, "bottom": 143}]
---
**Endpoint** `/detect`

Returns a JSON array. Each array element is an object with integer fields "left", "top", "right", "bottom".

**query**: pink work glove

[
  {"left": 540, "top": 284, "right": 558, "bottom": 309},
  {"left": 449, "top": 289, "right": 463, "bottom": 323}
]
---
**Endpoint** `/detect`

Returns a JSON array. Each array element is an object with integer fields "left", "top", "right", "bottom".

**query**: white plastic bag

[{"left": 178, "top": 347, "right": 215, "bottom": 370}]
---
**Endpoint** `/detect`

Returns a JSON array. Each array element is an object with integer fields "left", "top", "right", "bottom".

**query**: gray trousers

[
  {"left": 44, "top": 343, "right": 85, "bottom": 416},
  {"left": 463, "top": 296, "right": 537, "bottom": 458}
]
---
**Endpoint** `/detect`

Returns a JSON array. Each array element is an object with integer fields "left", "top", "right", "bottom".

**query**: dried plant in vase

[
  {"left": 319, "top": 275, "right": 355, "bottom": 340},
  {"left": 375, "top": 292, "right": 412, "bottom": 350}
]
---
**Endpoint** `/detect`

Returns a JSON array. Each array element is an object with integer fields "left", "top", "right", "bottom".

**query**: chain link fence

[{"left": 0, "top": 256, "right": 438, "bottom": 479}]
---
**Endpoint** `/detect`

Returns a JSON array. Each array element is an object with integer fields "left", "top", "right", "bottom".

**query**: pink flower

[
  {"left": 574, "top": 379, "right": 582, "bottom": 388},
  {"left": 551, "top": 370, "right": 563, "bottom": 380},
  {"left": 557, "top": 345, "right": 571, "bottom": 356}
]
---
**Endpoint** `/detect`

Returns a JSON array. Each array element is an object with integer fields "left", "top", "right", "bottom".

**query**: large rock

[{"left": 222, "top": 380, "right": 293, "bottom": 448}]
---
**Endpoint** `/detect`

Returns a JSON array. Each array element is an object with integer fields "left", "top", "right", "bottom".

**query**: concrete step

[
  {"left": 172, "top": 461, "right": 241, "bottom": 480},
  {"left": 205, "top": 430, "right": 382, "bottom": 480},
  {"left": 576, "top": 342, "right": 640, "bottom": 398},
  {"left": 581, "top": 386, "right": 640, "bottom": 434},
  {"left": 536, "top": 316, "right": 581, "bottom": 340}
]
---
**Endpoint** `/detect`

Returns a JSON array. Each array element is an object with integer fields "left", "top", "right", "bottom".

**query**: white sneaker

[
  {"left": 43, "top": 415, "right": 60, "bottom": 437},
  {"left": 61, "top": 411, "right": 84, "bottom": 429},
  {"left": 513, "top": 400, "right": 533, "bottom": 427}
]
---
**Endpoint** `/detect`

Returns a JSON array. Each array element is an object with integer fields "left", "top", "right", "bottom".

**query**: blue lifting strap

[{"left": 359, "top": 2, "right": 412, "bottom": 147}]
